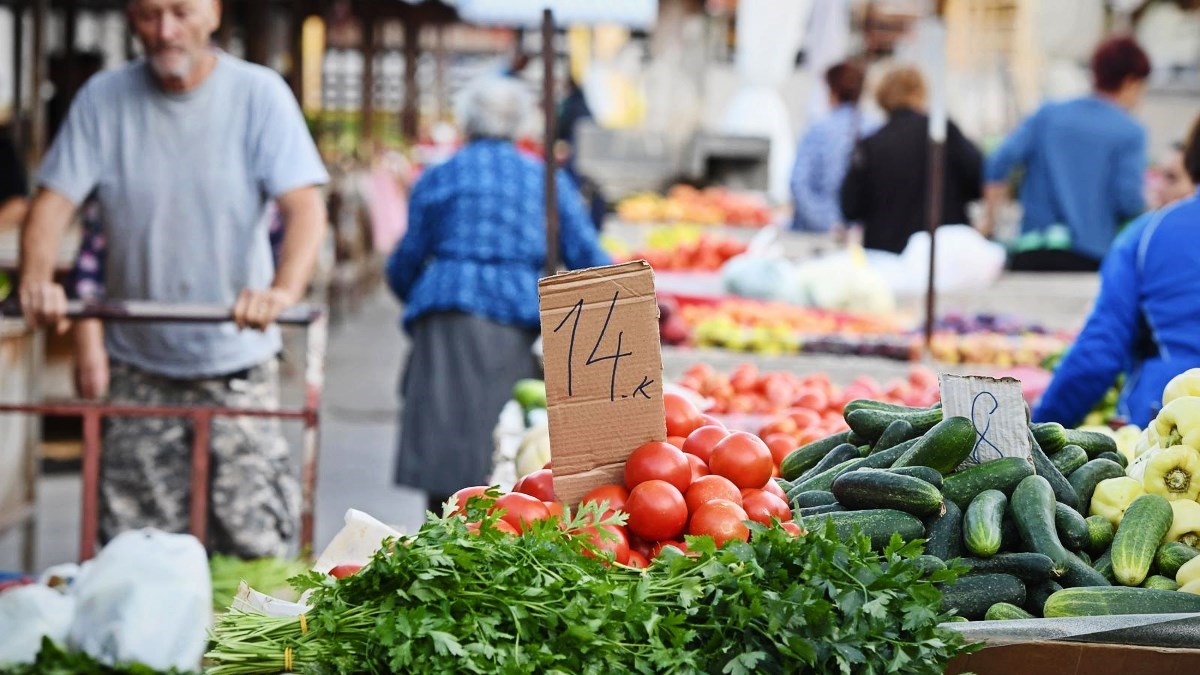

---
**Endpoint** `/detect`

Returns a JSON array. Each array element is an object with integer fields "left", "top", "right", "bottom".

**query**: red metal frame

[{"left": 0, "top": 300, "right": 327, "bottom": 562}]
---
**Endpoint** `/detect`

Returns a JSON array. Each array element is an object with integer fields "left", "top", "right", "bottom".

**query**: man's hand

[
  {"left": 74, "top": 320, "right": 109, "bottom": 399},
  {"left": 18, "top": 280, "right": 70, "bottom": 333},
  {"left": 233, "top": 287, "right": 298, "bottom": 331}
]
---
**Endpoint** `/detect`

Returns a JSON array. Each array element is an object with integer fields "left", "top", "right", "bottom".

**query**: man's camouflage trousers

[{"left": 100, "top": 359, "right": 298, "bottom": 558}]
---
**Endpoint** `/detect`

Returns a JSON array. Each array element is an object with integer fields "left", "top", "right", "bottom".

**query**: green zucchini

[
  {"left": 1055, "top": 503, "right": 1091, "bottom": 552},
  {"left": 873, "top": 419, "right": 917, "bottom": 453},
  {"left": 963, "top": 490, "right": 1007, "bottom": 557},
  {"left": 1141, "top": 574, "right": 1179, "bottom": 591},
  {"left": 780, "top": 431, "right": 852, "bottom": 480},
  {"left": 789, "top": 442, "right": 912, "bottom": 493},
  {"left": 984, "top": 602, "right": 1035, "bottom": 621},
  {"left": 793, "top": 443, "right": 861, "bottom": 483},
  {"left": 1031, "top": 422, "right": 1068, "bottom": 455},
  {"left": 1068, "top": 459, "right": 1126, "bottom": 516},
  {"left": 942, "top": 457, "right": 1035, "bottom": 509},
  {"left": 1096, "top": 451, "right": 1128, "bottom": 469},
  {"left": 1011, "top": 475, "right": 1109, "bottom": 587},
  {"left": 923, "top": 499, "right": 964, "bottom": 561},
  {"left": 963, "top": 552, "right": 1056, "bottom": 581},
  {"left": 789, "top": 490, "right": 838, "bottom": 509},
  {"left": 1064, "top": 429, "right": 1119, "bottom": 459},
  {"left": 796, "top": 503, "right": 846, "bottom": 517},
  {"left": 1092, "top": 549, "right": 1116, "bottom": 584},
  {"left": 845, "top": 406, "right": 944, "bottom": 443},
  {"left": 883, "top": 465, "right": 944, "bottom": 489},
  {"left": 892, "top": 416, "right": 977, "bottom": 474},
  {"left": 1085, "top": 515, "right": 1115, "bottom": 555},
  {"left": 1043, "top": 586, "right": 1200, "bottom": 617},
  {"left": 800, "top": 508, "right": 925, "bottom": 550},
  {"left": 1111, "top": 494, "right": 1173, "bottom": 586},
  {"left": 1155, "top": 542, "right": 1200, "bottom": 578},
  {"left": 1024, "top": 579, "right": 1063, "bottom": 617},
  {"left": 910, "top": 554, "right": 948, "bottom": 576},
  {"left": 939, "top": 573, "right": 1026, "bottom": 621},
  {"left": 831, "top": 469, "right": 945, "bottom": 517},
  {"left": 1029, "top": 431, "right": 1080, "bottom": 511},
  {"left": 1049, "top": 445, "right": 1088, "bottom": 476}
]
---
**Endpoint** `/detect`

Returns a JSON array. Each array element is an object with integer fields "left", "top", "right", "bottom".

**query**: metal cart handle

[{"left": 0, "top": 299, "right": 323, "bottom": 325}]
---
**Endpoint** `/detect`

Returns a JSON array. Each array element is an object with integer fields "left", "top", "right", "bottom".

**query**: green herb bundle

[{"left": 206, "top": 501, "right": 976, "bottom": 674}]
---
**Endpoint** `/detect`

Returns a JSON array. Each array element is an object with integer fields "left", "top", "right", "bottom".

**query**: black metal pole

[
  {"left": 11, "top": 0, "right": 26, "bottom": 154},
  {"left": 542, "top": 8, "right": 559, "bottom": 277},
  {"left": 924, "top": 140, "right": 944, "bottom": 349}
]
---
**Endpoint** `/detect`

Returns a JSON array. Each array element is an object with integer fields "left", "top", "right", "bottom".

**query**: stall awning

[{"left": 453, "top": 0, "right": 657, "bottom": 29}]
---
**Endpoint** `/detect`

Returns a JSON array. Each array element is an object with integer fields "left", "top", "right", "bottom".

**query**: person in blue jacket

[{"left": 1034, "top": 115, "right": 1200, "bottom": 428}]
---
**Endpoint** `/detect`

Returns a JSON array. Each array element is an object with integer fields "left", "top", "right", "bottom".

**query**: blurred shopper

[
  {"left": 1034, "top": 114, "right": 1200, "bottom": 428},
  {"left": 840, "top": 66, "right": 982, "bottom": 254},
  {"left": 1150, "top": 142, "right": 1195, "bottom": 209},
  {"left": 387, "top": 77, "right": 611, "bottom": 511},
  {"left": 19, "top": 0, "right": 328, "bottom": 557},
  {"left": 790, "top": 61, "right": 876, "bottom": 233},
  {"left": 557, "top": 76, "right": 606, "bottom": 230},
  {"left": 0, "top": 129, "right": 28, "bottom": 226},
  {"left": 984, "top": 37, "right": 1151, "bottom": 272}
]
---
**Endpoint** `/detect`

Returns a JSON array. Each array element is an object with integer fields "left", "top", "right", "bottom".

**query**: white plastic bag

[
  {"left": 890, "top": 226, "right": 1006, "bottom": 296},
  {"left": 0, "top": 585, "right": 76, "bottom": 666},
  {"left": 68, "top": 529, "right": 211, "bottom": 671}
]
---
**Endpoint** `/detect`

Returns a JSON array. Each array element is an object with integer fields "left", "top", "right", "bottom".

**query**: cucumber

[
  {"left": 1063, "top": 429, "right": 1119, "bottom": 459},
  {"left": 963, "top": 490, "right": 1007, "bottom": 557},
  {"left": 773, "top": 478, "right": 792, "bottom": 494},
  {"left": 1096, "top": 451, "right": 1128, "bottom": 469},
  {"left": 984, "top": 602, "right": 1035, "bottom": 621},
  {"left": 845, "top": 406, "right": 943, "bottom": 443},
  {"left": 1000, "top": 516, "right": 1022, "bottom": 553},
  {"left": 845, "top": 431, "right": 867, "bottom": 447},
  {"left": 910, "top": 554, "right": 948, "bottom": 576},
  {"left": 963, "top": 552, "right": 1056, "bottom": 581},
  {"left": 1141, "top": 575, "right": 1180, "bottom": 591},
  {"left": 790, "top": 490, "right": 838, "bottom": 509},
  {"left": 1024, "top": 579, "right": 1063, "bottom": 617},
  {"left": 1055, "top": 503, "right": 1091, "bottom": 552},
  {"left": 831, "top": 469, "right": 945, "bottom": 517},
  {"left": 873, "top": 419, "right": 916, "bottom": 453},
  {"left": 789, "top": 442, "right": 912, "bottom": 493},
  {"left": 939, "top": 573, "right": 1026, "bottom": 621},
  {"left": 843, "top": 399, "right": 937, "bottom": 417},
  {"left": 1076, "top": 549, "right": 1093, "bottom": 566},
  {"left": 1111, "top": 494, "right": 1173, "bottom": 586},
  {"left": 800, "top": 509, "right": 925, "bottom": 550},
  {"left": 923, "top": 499, "right": 964, "bottom": 561},
  {"left": 892, "top": 416, "right": 977, "bottom": 474},
  {"left": 1085, "top": 515, "right": 1115, "bottom": 555},
  {"left": 1092, "top": 549, "right": 1116, "bottom": 584},
  {"left": 796, "top": 503, "right": 846, "bottom": 517},
  {"left": 1031, "top": 422, "right": 1068, "bottom": 455},
  {"left": 1043, "top": 586, "right": 1200, "bottom": 617},
  {"left": 1011, "top": 475, "right": 1109, "bottom": 587},
  {"left": 1029, "top": 431, "right": 1080, "bottom": 511},
  {"left": 793, "top": 443, "right": 862, "bottom": 483},
  {"left": 780, "top": 431, "right": 852, "bottom": 480},
  {"left": 1068, "top": 459, "right": 1126, "bottom": 516},
  {"left": 1049, "top": 445, "right": 1088, "bottom": 476},
  {"left": 1155, "top": 542, "right": 1200, "bottom": 578},
  {"left": 884, "top": 465, "right": 944, "bottom": 489},
  {"left": 942, "top": 457, "right": 1035, "bottom": 509}
]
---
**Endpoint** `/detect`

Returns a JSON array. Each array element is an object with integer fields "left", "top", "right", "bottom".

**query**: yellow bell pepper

[
  {"left": 1142, "top": 445, "right": 1200, "bottom": 502},
  {"left": 1179, "top": 578, "right": 1200, "bottom": 595},
  {"left": 1090, "top": 477, "right": 1146, "bottom": 526},
  {"left": 1167, "top": 499, "right": 1200, "bottom": 548},
  {"left": 1163, "top": 369, "right": 1200, "bottom": 407},
  {"left": 1114, "top": 425, "right": 1142, "bottom": 464},
  {"left": 1133, "top": 425, "right": 1161, "bottom": 459},
  {"left": 1152, "top": 396, "right": 1200, "bottom": 450},
  {"left": 1177, "top": 553, "right": 1200, "bottom": 587}
]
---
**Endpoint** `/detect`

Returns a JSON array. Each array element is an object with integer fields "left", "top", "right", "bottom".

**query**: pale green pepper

[{"left": 1090, "top": 476, "right": 1145, "bottom": 526}]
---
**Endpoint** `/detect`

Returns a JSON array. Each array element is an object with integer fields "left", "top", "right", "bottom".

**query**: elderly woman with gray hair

[{"left": 386, "top": 76, "right": 612, "bottom": 510}]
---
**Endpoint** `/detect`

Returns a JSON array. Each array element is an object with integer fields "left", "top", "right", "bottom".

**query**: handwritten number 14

[{"left": 553, "top": 291, "right": 646, "bottom": 402}]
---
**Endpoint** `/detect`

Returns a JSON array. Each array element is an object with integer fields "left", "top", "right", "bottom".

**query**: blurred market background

[{"left": 0, "top": 0, "right": 1198, "bottom": 571}]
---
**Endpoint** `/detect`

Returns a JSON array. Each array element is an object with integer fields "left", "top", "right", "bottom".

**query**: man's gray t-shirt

[{"left": 38, "top": 53, "right": 328, "bottom": 378}]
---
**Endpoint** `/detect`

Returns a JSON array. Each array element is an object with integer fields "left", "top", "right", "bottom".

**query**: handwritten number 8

[{"left": 553, "top": 291, "right": 634, "bottom": 402}]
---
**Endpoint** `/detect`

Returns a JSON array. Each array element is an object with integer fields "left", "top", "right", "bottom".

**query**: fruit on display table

[
  {"left": 615, "top": 185, "right": 774, "bottom": 227},
  {"left": 608, "top": 224, "right": 748, "bottom": 272},
  {"left": 678, "top": 298, "right": 907, "bottom": 355}
]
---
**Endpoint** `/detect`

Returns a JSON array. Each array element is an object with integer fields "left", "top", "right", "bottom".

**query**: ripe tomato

[
  {"left": 581, "top": 484, "right": 629, "bottom": 514},
  {"left": 685, "top": 474, "right": 743, "bottom": 514},
  {"left": 624, "top": 549, "right": 650, "bottom": 569},
  {"left": 709, "top": 432, "right": 773, "bottom": 489},
  {"left": 666, "top": 436, "right": 687, "bottom": 449},
  {"left": 578, "top": 524, "right": 630, "bottom": 565},
  {"left": 682, "top": 425, "right": 728, "bottom": 465},
  {"left": 467, "top": 519, "right": 520, "bottom": 536},
  {"left": 741, "top": 489, "right": 792, "bottom": 526},
  {"left": 795, "top": 388, "right": 829, "bottom": 412},
  {"left": 762, "top": 479, "right": 788, "bottom": 501},
  {"left": 664, "top": 392, "right": 703, "bottom": 437},
  {"left": 490, "top": 492, "right": 550, "bottom": 533},
  {"left": 780, "top": 522, "right": 805, "bottom": 537},
  {"left": 627, "top": 533, "right": 653, "bottom": 558},
  {"left": 698, "top": 414, "right": 726, "bottom": 429},
  {"left": 624, "top": 441, "right": 692, "bottom": 493},
  {"left": 688, "top": 499, "right": 750, "bottom": 547},
  {"left": 448, "top": 486, "right": 490, "bottom": 515},
  {"left": 514, "top": 468, "right": 556, "bottom": 502},
  {"left": 686, "top": 454, "right": 709, "bottom": 482},
  {"left": 543, "top": 501, "right": 565, "bottom": 520},
  {"left": 729, "top": 364, "right": 759, "bottom": 393},
  {"left": 651, "top": 540, "right": 692, "bottom": 558},
  {"left": 763, "top": 433, "right": 797, "bottom": 468},
  {"left": 328, "top": 564, "right": 363, "bottom": 579},
  {"left": 787, "top": 408, "right": 822, "bottom": 431},
  {"left": 624, "top": 480, "right": 688, "bottom": 542}
]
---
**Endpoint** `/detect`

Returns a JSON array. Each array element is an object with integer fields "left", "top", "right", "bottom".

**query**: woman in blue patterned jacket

[{"left": 386, "top": 76, "right": 612, "bottom": 510}]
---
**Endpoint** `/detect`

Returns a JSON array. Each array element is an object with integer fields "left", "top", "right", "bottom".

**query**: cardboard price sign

[
  {"left": 939, "top": 374, "right": 1031, "bottom": 469},
  {"left": 538, "top": 261, "right": 666, "bottom": 504}
]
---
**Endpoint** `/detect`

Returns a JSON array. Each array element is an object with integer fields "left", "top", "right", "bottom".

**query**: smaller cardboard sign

[
  {"left": 539, "top": 261, "right": 666, "bottom": 505},
  {"left": 939, "top": 374, "right": 1031, "bottom": 469}
]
